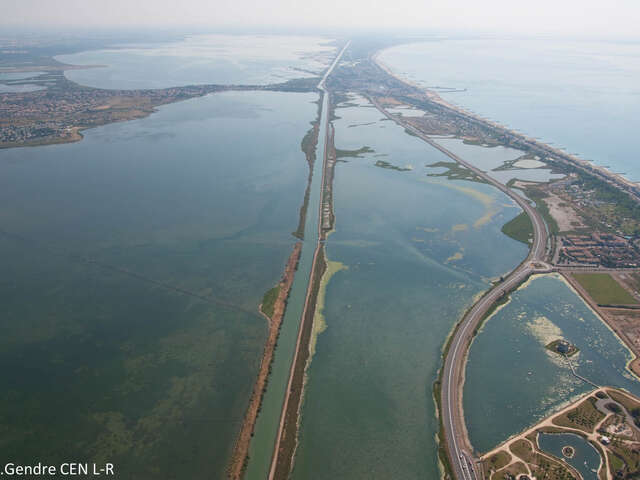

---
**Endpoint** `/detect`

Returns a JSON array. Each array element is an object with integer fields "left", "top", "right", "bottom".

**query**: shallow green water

[
  {"left": 291, "top": 95, "right": 527, "bottom": 479},
  {"left": 538, "top": 432, "right": 600, "bottom": 480},
  {"left": 465, "top": 274, "right": 640, "bottom": 454},
  {"left": 433, "top": 137, "right": 564, "bottom": 184},
  {"left": 0, "top": 90, "right": 317, "bottom": 479}
]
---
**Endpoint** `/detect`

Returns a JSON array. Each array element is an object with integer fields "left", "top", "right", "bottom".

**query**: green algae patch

[
  {"left": 374, "top": 160, "right": 412, "bottom": 171},
  {"left": 309, "top": 259, "right": 347, "bottom": 357},
  {"left": 335, "top": 146, "right": 374, "bottom": 158},
  {"left": 426, "top": 161, "right": 487, "bottom": 183},
  {"left": 260, "top": 285, "right": 281, "bottom": 319}
]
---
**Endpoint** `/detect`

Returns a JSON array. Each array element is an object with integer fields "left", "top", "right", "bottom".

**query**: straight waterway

[{"left": 244, "top": 89, "right": 328, "bottom": 479}]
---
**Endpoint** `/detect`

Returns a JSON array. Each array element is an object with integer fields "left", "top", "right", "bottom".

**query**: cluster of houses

[{"left": 557, "top": 233, "right": 639, "bottom": 268}]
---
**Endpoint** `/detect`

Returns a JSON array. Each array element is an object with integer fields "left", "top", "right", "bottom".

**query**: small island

[
  {"left": 546, "top": 339, "right": 579, "bottom": 357},
  {"left": 561, "top": 445, "right": 575, "bottom": 458}
]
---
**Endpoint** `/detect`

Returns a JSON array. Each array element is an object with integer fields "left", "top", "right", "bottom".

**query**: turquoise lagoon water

[
  {"left": 291, "top": 95, "right": 528, "bottom": 479},
  {"left": 57, "top": 34, "right": 335, "bottom": 89},
  {"left": 0, "top": 90, "right": 318, "bottom": 479},
  {"left": 465, "top": 274, "right": 640, "bottom": 454},
  {"left": 380, "top": 38, "right": 640, "bottom": 181}
]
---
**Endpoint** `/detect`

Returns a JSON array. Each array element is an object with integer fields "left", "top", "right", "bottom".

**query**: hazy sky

[{"left": 3, "top": 0, "right": 640, "bottom": 38}]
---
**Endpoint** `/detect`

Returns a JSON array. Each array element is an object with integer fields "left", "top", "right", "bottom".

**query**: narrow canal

[{"left": 244, "top": 89, "right": 329, "bottom": 479}]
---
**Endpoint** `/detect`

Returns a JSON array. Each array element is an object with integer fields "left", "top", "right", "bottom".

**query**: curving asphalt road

[{"left": 368, "top": 98, "right": 549, "bottom": 480}]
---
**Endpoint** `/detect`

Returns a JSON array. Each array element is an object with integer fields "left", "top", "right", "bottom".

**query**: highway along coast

[
  {"left": 369, "top": 97, "right": 550, "bottom": 480},
  {"left": 363, "top": 44, "right": 640, "bottom": 479},
  {"left": 266, "top": 41, "right": 351, "bottom": 480}
]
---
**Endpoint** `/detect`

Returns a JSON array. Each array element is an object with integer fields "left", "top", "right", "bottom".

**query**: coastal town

[
  {"left": 0, "top": 63, "right": 317, "bottom": 148},
  {"left": 0, "top": 70, "right": 224, "bottom": 147},
  {"left": 556, "top": 234, "right": 639, "bottom": 268}
]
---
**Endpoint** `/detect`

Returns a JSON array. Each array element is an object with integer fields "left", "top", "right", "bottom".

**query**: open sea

[{"left": 380, "top": 37, "right": 640, "bottom": 181}]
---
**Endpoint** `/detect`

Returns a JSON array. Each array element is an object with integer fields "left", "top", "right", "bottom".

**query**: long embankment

[
  {"left": 267, "top": 103, "right": 331, "bottom": 477},
  {"left": 227, "top": 73, "right": 328, "bottom": 480},
  {"left": 266, "top": 41, "right": 350, "bottom": 480},
  {"left": 228, "top": 243, "right": 303, "bottom": 479},
  {"left": 292, "top": 98, "right": 324, "bottom": 240},
  {"left": 268, "top": 101, "right": 338, "bottom": 480},
  {"left": 367, "top": 92, "right": 549, "bottom": 480}
]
